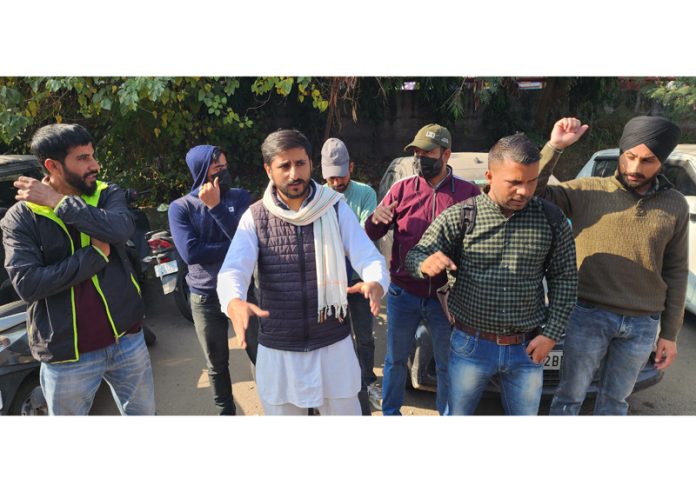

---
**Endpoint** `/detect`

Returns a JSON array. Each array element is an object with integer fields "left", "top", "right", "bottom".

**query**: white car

[{"left": 576, "top": 144, "right": 696, "bottom": 314}]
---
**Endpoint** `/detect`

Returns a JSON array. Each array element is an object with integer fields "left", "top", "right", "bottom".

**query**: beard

[
  {"left": 618, "top": 158, "right": 660, "bottom": 191},
  {"left": 64, "top": 167, "right": 98, "bottom": 195},
  {"left": 277, "top": 179, "right": 309, "bottom": 200},
  {"left": 620, "top": 171, "right": 652, "bottom": 190}
]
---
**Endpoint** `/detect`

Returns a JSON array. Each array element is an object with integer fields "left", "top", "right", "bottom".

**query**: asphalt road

[
  {"left": 625, "top": 311, "right": 696, "bottom": 415},
  {"left": 91, "top": 277, "right": 696, "bottom": 416}
]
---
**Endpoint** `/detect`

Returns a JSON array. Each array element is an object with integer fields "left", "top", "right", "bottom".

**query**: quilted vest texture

[{"left": 250, "top": 201, "right": 350, "bottom": 351}]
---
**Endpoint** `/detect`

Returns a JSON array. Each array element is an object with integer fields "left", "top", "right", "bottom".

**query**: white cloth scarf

[{"left": 262, "top": 180, "right": 348, "bottom": 322}]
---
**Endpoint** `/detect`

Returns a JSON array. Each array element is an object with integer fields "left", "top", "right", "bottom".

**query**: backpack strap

[
  {"left": 461, "top": 196, "right": 477, "bottom": 235},
  {"left": 450, "top": 196, "right": 477, "bottom": 278},
  {"left": 538, "top": 198, "right": 567, "bottom": 273}
]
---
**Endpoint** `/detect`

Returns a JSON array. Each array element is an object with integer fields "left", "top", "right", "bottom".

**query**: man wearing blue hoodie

[{"left": 169, "top": 145, "right": 254, "bottom": 415}]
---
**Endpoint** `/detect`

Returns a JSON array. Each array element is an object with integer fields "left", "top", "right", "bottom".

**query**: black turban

[{"left": 619, "top": 116, "right": 681, "bottom": 164}]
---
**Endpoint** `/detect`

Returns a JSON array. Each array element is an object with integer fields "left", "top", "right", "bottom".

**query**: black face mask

[
  {"left": 415, "top": 154, "right": 443, "bottom": 179},
  {"left": 211, "top": 168, "right": 233, "bottom": 193}
]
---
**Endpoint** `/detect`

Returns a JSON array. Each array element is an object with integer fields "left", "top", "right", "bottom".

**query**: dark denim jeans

[
  {"left": 190, "top": 288, "right": 258, "bottom": 415},
  {"left": 348, "top": 284, "right": 377, "bottom": 389},
  {"left": 382, "top": 283, "right": 452, "bottom": 415},
  {"left": 549, "top": 301, "right": 660, "bottom": 415}
]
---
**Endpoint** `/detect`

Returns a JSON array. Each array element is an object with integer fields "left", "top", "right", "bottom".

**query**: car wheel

[
  {"left": 406, "top": 349, "right": 416, "bottom": 389},
  {"left": 9, "top": 377, "right": 48, "bottom": 416},
  {"left": 407, "top": 324, "right": 437, "bottom": 392}
]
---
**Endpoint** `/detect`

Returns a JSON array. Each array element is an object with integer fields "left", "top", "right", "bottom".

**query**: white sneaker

[{"left": 367, "top": 382, "right": 382, "bottom": 411}]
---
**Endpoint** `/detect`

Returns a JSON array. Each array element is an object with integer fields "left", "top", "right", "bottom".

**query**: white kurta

[{"left": 217, "top": 198, "right": 389, "bottom": 406}]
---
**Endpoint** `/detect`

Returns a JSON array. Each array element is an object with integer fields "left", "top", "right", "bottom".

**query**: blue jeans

[
  {"left": 348, "top": 282, "right": 377, "bottom": 389},
  {"left": 549, "top": 302, "right": 660, "bottom": 416},
  {"left": 40, "top": 330, "right": 155, "bottom": 415},
  {"left": 382, "top": 283, "right": 452, "bottom": 415},
  {"left": 447, "top": 329, "right": 544, "bottom": 415}
]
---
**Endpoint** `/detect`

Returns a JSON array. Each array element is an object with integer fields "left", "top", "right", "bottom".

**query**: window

[{"left": 591, "top": 158, "right": 618, "bottom": 178}]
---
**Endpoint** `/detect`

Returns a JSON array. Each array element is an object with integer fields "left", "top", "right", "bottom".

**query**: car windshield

[
  {"left": 663, "top": 159, "right": 696, "bottom": 196},
  {"left": 592, "top": 158, "right": 617, "bottom": 177}
]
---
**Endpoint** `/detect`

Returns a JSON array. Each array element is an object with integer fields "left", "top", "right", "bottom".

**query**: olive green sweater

[{"left": 536, "top": 144, "right": 689, "bottom": 341}]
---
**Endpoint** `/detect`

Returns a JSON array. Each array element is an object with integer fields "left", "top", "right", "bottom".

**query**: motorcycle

[
  {"left": 124, "top": 189, "right": 158, "bottom": 346},
  {"left": 128, "top": 200, "right": 193, "bottom": 322},
  {"left": 142, "top": 204, "right": 192, "bottom": 323}
]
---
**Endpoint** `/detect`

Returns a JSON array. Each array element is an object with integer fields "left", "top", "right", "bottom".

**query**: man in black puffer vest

[{"left": 217, "top": 129, "right": 389, "bottom": 415}]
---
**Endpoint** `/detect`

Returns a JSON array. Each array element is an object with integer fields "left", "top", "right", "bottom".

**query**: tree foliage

[
  {"left": 1, "top": 76, "right": 681, "bottom": 203},
  {"left": 644, "top": 77, "right": 696, "bottom": 116},
  {"left": 0, "top": 77, "right": 332, "bottom": 203}
]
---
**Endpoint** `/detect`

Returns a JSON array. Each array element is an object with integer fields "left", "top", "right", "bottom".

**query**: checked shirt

[{"left": 405, "top": 192, "right": 577, "bottom": 341}]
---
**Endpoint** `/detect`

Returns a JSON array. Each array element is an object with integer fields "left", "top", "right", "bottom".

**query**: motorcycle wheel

[
  {"left": 173, "top": 264, "right": 193, "bottom": 323},
  {"left": 9, "top": 377, "right": 48, "bottom": 416}
]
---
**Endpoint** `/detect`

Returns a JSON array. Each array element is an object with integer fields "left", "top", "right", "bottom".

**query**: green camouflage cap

[{"left": 404, "top": 123, "right": 452, "bottom": 152}]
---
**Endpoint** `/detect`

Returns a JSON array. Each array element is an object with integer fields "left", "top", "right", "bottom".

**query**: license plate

[
  {"left": 161, "top": 274, "right": 177, "bottom": 294},
  {"left": 154, "top": 260, "right": 179, "bottom": 278},
  {"left": 543, "top": 350, "right": 563, "bottom": 370}
]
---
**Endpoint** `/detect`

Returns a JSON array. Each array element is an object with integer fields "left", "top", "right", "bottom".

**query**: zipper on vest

[{"left": 297, "top": 226, "right": 310, "bottom": 344}]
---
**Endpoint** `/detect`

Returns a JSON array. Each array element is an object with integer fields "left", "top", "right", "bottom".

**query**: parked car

[
  {"left": 0, "top": 157, "right": 45, "bottom": 414},
  {"left": 0, "top": 156, "right": 45, "bottom": 305},
  {"left": 0, "top": 155, "right": 43, "bottom": 209},
  {"left": 378, "top": 152, "right": 663, "bottom": 397},
  {"left": 0, "top": 300, "right": 46, "bottom": 415},
  {"left": 576, "top": 144, "right": 696, "bottom": 314}
]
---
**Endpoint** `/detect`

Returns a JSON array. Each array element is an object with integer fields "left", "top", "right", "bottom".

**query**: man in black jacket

[{"left": 0, "top": 123, "right": 155, "bottom": 415}]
